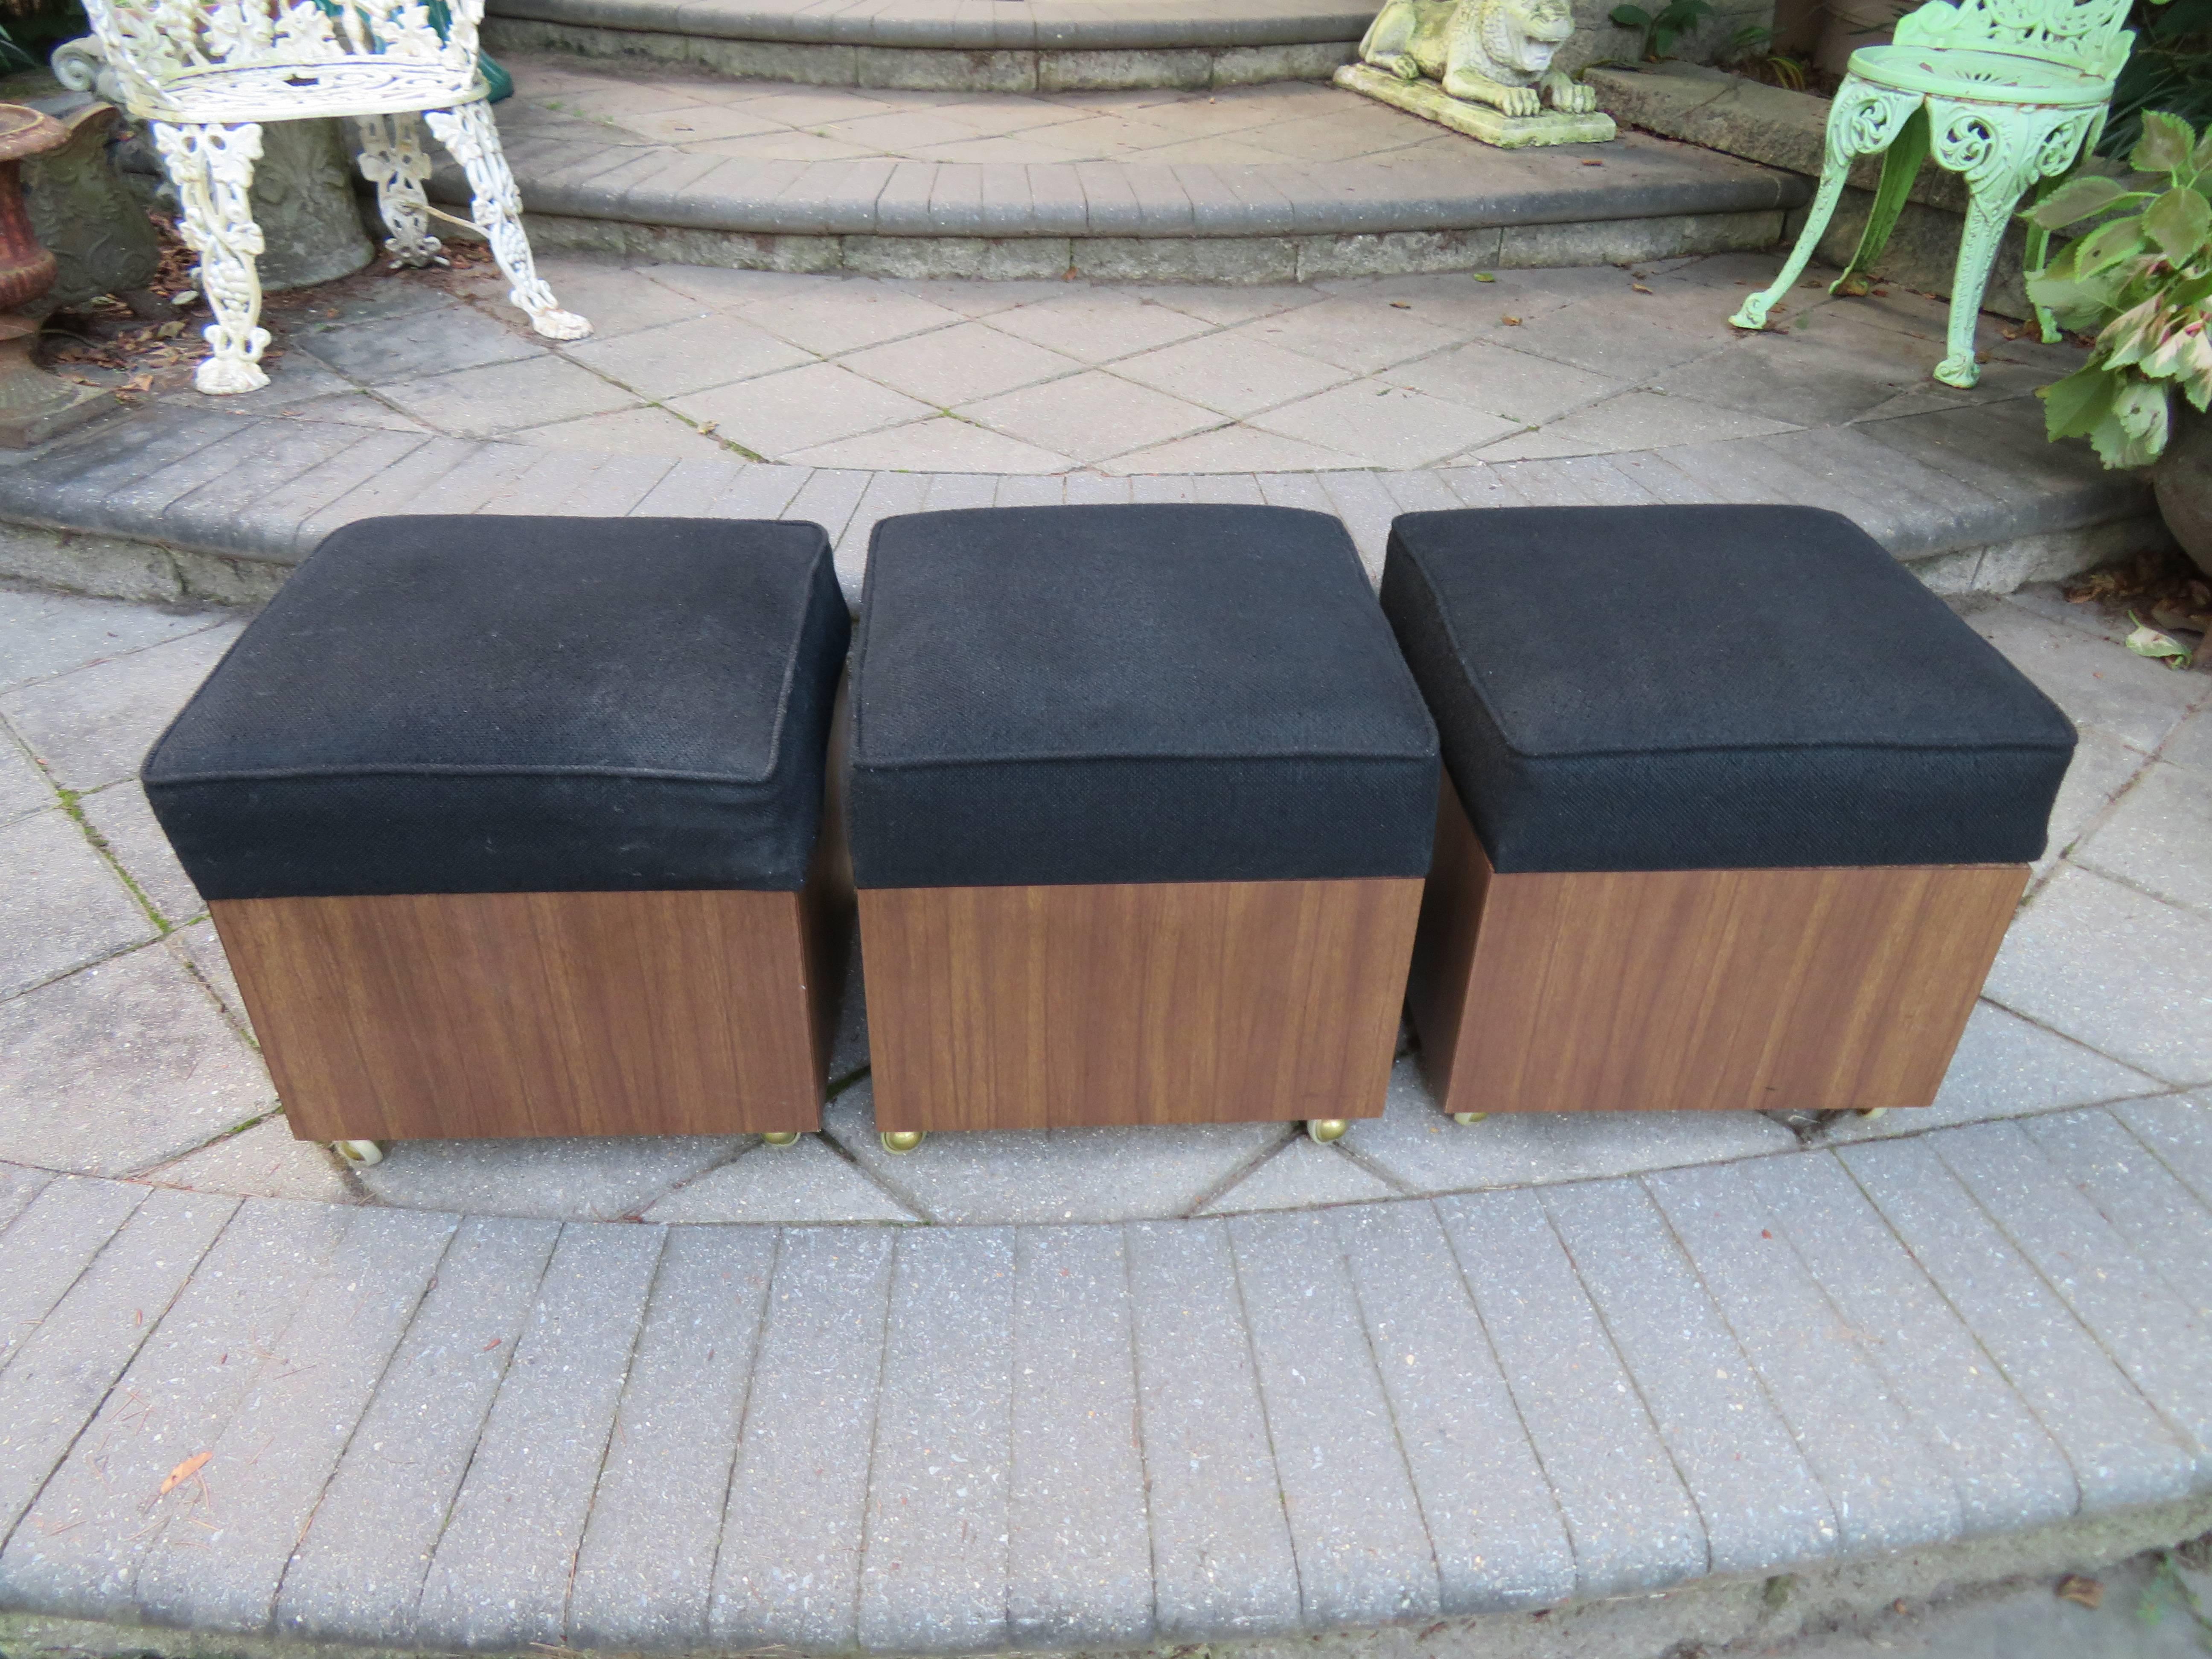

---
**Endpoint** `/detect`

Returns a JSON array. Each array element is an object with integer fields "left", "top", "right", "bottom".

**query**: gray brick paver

[
  {"left": 132, "top": 1207, "right": 460, "bottom": 1634},
  {"left": 276, "top": 1216, "right": 562, "bottom": 1645},
  {"left": 569, "top": 1226, "right": 776, "bottom": 1650},
  {"left": 1742, "top": 1150, "right": 2078, "bottom": 1536},
  {"left": 415, "top": 1222, "right": 666, "bottom": 1650},
  {"left": 920, "top": 471, "right": 999, "bottom": 512},
  {"left": 859, "top": 1228, "right": 1016, "bottom": 1653},
  {"left": 0, "top": 1197, "right": 347, "bottom": 1618},
  {"left": 1331, "top": 1201, "right": 1572, "bottom": 1613},
  {"left": 2113, "top": 1095, "right": 2212, "bottom": 1211},
  {"left": 1931, "top": 1119, "right": 2212, "bottom": 1468},
  {"left": 0, "top": 1161, "right": 55, "bottom": 1236},
  {"left": 291, "top": 435, "right": 485, "bottom": 552},
  {"left": 2025, "top": 1107, "right": 2212, "bottom": 1327},
  {"left": 0, "top": 1176, "right": 146, "bottom": 1374},
  {"left": 1540, "top": 1179, "right": 1838, "bottom": 1578},
  {"left": 0, "top": 1188, "right": 238, "bottom": 1550},
  {"left": 625, "top": 455, "right": 749, "bottom": 516},
  {"left": 1124, "top": 1219, "right": 1301, "bottom": 1638},
  {"left": 1837, "top": 1137, "right": 2196, "bottom": 1508},
  {"left": 2, "top": 410, "right": 245, "bottom": 529},
  {"left": 1642, "top": 1164, "right": 1966, "bottom": 1553},
  {"left": 1227, "top": 1211, "right": 1441, "bottom": 1626},
  {"left": 704, "top": 462, "right": 820, "bottom": 521},
  {"left": 992, "top": 473, "right": 1068, "bottom": 507},
  {"left": 157, "top": 422, "right": 388, "bottom": 558},
  {"left": 1435, "top": 1189, "right": 1706, "bottom": 1598},
  {"left": 710, "top": 1227, "right": 895, "bottom": 1652},
  {"left": 1007, "top": 1225, "right": 1152, "bottom": 1649},
  {"left": 1062, "top": 472, "right": 1133, "bottom": 504}
]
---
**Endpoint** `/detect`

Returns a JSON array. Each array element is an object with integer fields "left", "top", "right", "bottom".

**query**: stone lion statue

[{"left": 1357, "top": 0, "right": 1598, "bottom": 117}]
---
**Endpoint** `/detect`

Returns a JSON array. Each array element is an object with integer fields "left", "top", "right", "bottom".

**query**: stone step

[
  {"left": 451, "top": 56, "right": 1811, "bottom": 281},
  {"left": 485, "top": 0, "right": 1370, "bottom": 91}
]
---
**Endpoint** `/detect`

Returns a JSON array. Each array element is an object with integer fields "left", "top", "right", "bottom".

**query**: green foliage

[
  {"left": 1608, "top": 0, "right": 1714, "bottom": 58},
  {"left": 2102, "top": 0, "right": 2212, "bottom": 159},
  {"left": 0, "top": 23, "right": 33, "bottom": 70},
  {"left": 2029, "top": 111, "right": 2212, "bottom": 467}
]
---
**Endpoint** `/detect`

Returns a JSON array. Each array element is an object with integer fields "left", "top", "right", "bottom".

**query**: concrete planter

[{"left": 2154, "top": 404, "right": 2212, "bottom": 576}]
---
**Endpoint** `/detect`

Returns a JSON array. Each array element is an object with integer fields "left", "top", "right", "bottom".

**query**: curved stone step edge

[
  {"left": 443, "top": 134, "right": 1813, "bottom": 244},
  {"left": 484, "top": 16, "right": 1354, "bottom": 93},
  {"left": 0, "top": 404, "right": 2158, "bottom": 616},
  {"left": 486, "top": 0, "right": 1371, "bottom": 52}
]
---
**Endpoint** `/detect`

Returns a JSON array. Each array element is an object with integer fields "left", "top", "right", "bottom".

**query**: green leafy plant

[
  {"left": 2103, "top": 0, "right": 2212, "bottom": 160},
  {"left": 2030, "top": 110, "right": 2212, "bottom": 467},
  {"left": 1609, "top": 0, "right": 1714, "bottom": 59}
]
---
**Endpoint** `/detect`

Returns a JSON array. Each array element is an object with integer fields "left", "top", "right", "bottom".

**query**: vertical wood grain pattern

[
  {"left": 859, "top": 877, "right": 1424, "bottom": 1132},
  {"left": 215, "top": 888, "right": 831, "bottom": 1141},
  {"left": 1409, "top": 784, "right": 2026, "bottom": 1115}
]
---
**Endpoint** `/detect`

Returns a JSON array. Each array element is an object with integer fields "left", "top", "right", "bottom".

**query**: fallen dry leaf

[
  {"left": 158, "top": 1451, "right": 211, "bottom": 1496},
  {"left": 1501, "top": 315, "right": 1522, "bottom": 326},
  {"left": 1632, "top": 283, "right": 1653, "bottom": 294},
  {"left": 2055, "top": 1574, "right": 2102, "bottom": 1610}
]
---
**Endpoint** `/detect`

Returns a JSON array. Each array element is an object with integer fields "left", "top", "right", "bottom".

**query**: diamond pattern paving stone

[
  {"left": 710, "top": 1227, "right": 895, "bottom": 1650},
  {"left": 823, "top": 1080, "right": 1287, "bottom": 1224},
  {"left": 76, "top": 780, "right": 202, "bottom": 927},
  {"left": 0, "top": 619, "right": 241, "bottom": 792},
  {"left": 0, "top": 1189, "right": 237, "bottom": 1548},
  {"left": 0, "top": 733, "right": 47, "bottom": 825},
  {"left": 645, "top": 1136, "right": 920, "bottom": 1224},
  {"left": 1196, "top": 1136, "right": 1400, "bottom": 1215},
  {"left": 2025, "top": 1107, "right": 2212, "bottom": 1327},
  {"left": 569, "top": 1226, "right": 776, "bottom": 1649},
  {"left": 1821, "top": 1001, "right": 2166, "bottom": 1146},
  {"left": 859, "top": 1228, "right": 1017, "bottom": 1653},
  {"left": 376, "top": 356, "right": 643, "bottom": 441},
  {"left": 133, "top": 1207, "right": 459, "bottom": 1633},
  {"left": 1930, "top": 1119, "right": 2212, "bottom": 1470},
  {"left": 1227, "top": 1211, "right": 1441, "bottom": 1626},
  {"left": 671, "top": 361, "right": 935, "bottom": 460},
  {"left": 1983, "top": 864, "right": 2212, "bottom": 1088},
  {"left": 2033, "top": 731, "right": 2152, "bottom": 882},
  {"left": 0, "top": 1197, "right": 349, "bottom": 1619},
  {"left": 959, "top": 369, "right": 1220, "bottom": 465},
  {"left": 836, "top": 322, "right": 1082, "bottom": 407},
  {"left": 1963, "top": 600, "right": 2207, "bottom": 756},
  {"left": 1642, "top": 1163, "right": 1966, "bottom": 1552},
  {"left": 1383, "top": 341, "right": 1625, "bottom": 427},
  {"left": 0, "top": 809, "right": 155, "bottom": 997},
  {"left": 0, "top": 1175, "right": 145, "bottom": 1373},
  {"left": 1007, "top": 1225, "right": 1152, "bottom": 1649},
  {"left": 561, "top": 311, "right": 814, "bottom": 400},
  {"left": 1342, "top": 1057, "right": 1798, "bottom": 1196},
  {"left": 1540, "top": 1179, "right": 1838, "bottom": 1578},
  {"left": 1106, "top": 332, "right": 1350, "bottom": 419},
  {"left": 294, "top": 301, "right": 542, "bottom": 385},
  {"left": 143, "top": 1115, "right": 360, "bottom": 1204},
  {"left": 1741, "top": 1149, "right": 2078, "bottom": 1536},
  {"left": 0, "top": 943, "right": 274, "bottom": 1178},
  {"left": 2075, "top": 760, "right": 2212, "bottom": 917},
  {"left": 1836, "top": 1136, "right": 2196, "bottom": 1508},
  {"left": 416, "top": 1222, "right": 666, "bottom": 1650},
  {"left": 1124, "top": 1220, "right": 1301, "bottom": 1638},
  {"left": 1435, "top": 1188, "right": 1706, "bottom": 1597},
  {"left": 1331, "top": 1201, "right": 1575, "bottom": 1613},
  {"left": 355, "top": 1134, "right": 747, "bottom": 1221},
  {"left": 276, "top": 1217, "right": 561, "bottom": 1646}
]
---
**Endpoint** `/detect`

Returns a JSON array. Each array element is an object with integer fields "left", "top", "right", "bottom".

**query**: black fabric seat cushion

[
  {"left": 1380, "top": 505, "right": 2075, "bottom": 874},
  {"left": 846, "top": 504, "right": 1440, "bottom": 889},
  {"left": 145, "top": 515, "right": 850, "bottom": 899}
]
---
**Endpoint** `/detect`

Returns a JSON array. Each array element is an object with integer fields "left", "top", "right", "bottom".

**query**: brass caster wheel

[
  {"left": 761, "top": 1132, "right": 801, "bottom": 1147},
  {"left": 1306, "top": 1119, "right": 1348, "bottom": 1144},
  {"left": 332, "top": 1139, "right": 384, "bottom": 1167},
  {"left": 881, "top": 1130, "right": 925, "bottom": 1154},
  {"left": 1453, "top": 1112, "right": 1488, "bottom": 1126},
  {"left": 1856, "top": 1107, "right": 1888, "bottom": 1121}
]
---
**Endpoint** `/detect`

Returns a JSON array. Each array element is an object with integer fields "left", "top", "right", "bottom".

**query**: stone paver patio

[{"left": 1, "top": 223, "right": 2210, "bottom": 1655}]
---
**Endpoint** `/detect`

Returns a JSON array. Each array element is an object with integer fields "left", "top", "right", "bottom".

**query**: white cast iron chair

[{"left": 81, "top": 0, "right": 588, "bottom": 393}]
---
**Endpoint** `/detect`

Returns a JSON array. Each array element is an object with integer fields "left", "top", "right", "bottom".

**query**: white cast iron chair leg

[
  {"left": 353, "top": 111, "right": 443, "bottom": 267},
  {"left": 152, "top": 120, "right": 271, "bottom": 395},
  {"left": 422, "top": 100, "right": 589, "bottom": 340}
]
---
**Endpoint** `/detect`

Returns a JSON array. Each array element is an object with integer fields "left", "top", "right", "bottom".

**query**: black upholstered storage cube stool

[
  {"left": 1381, "top": 504, "right": 2075, "bottom": 1120},
  {"left": 144, "top": 515, "right": 851, "bottom": 1151},
  {"left": 847, "top": 504, "right": 1439, "bottom": 1146}
]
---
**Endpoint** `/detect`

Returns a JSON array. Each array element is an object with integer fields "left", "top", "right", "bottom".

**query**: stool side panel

[
  {"left": 859, "top": 878, "right": 1422, "bottom": 1132},
  {"left": 1412, "top": 790, "right": 2024, "bottom": 1114},
  {"left": 213, "top": 890, "right": 826, "bottom": 1141}
]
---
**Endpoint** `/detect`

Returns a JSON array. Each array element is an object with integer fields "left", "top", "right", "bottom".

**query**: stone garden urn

[{"left": 0, "top": 104, "right": 114, "bottom": 446}]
